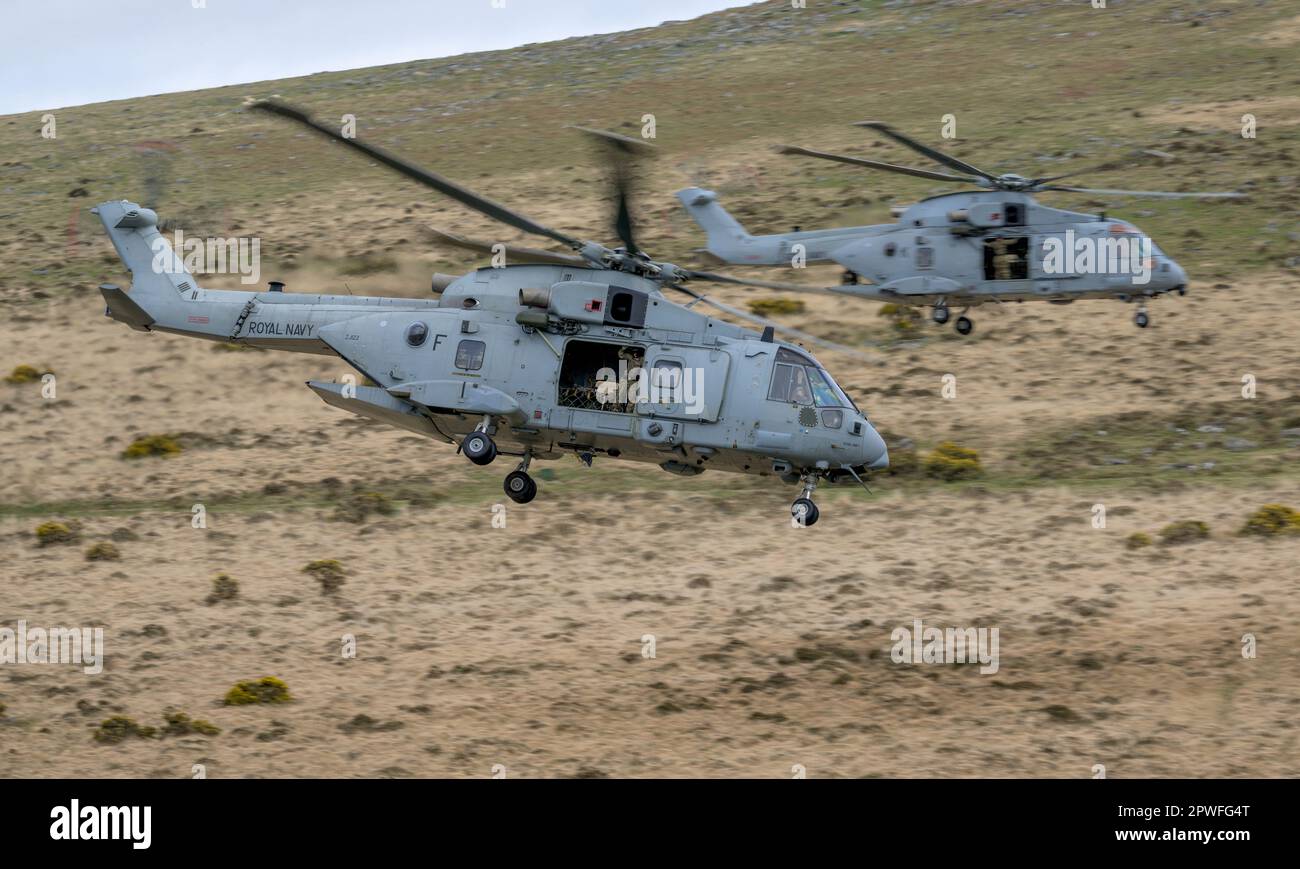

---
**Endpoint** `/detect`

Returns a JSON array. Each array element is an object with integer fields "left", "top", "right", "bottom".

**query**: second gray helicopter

[{"left": 680, "top": 122, "right": 1243, "bottom": 335}]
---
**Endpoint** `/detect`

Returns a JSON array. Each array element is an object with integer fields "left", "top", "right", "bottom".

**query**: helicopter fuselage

[
  {"left": 829, "top": 191, "right": 1188, "bottom": 306},
  {"left": 313, "top": 263, "right": 887, "bottom": 481},
  {"left": 93, "top": 200, "right": 887, "bottom": 497}
]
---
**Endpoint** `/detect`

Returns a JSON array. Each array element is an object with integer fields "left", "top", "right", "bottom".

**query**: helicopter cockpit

[{"left": 767, "top": 347, "right": 859, "bottom": 413}]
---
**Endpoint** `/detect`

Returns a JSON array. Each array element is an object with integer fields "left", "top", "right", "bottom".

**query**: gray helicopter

[
  {"left": 679, "top": 122, "right": 1243, "bottom": 335},
  {"left": 92, "top": 99, "right": 887, "bottom": 526}
]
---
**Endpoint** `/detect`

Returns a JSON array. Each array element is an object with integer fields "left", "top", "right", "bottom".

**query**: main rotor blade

[
  {"left": 1031, "top": 161, "right": 1125, "bottom": 185},
  {"left": 854, "top": 121, "right": 997, "bottom": 181},
  {"left": 665, "top": 283, "right": 878, "bottom": 360},
  {"left": 1041, "top": 185, "right": 1245, "bottom": 199},
  {"left": 777, "top": 145, "right": 973, "bottom": 183},
  {"left": 681, "top": 268, "right": 868, "bottom": 294},
  {"left": 248, "top": 98, "right": 585, "bottom": 250},
  {"left": 423, "top": 227, "right": 588, "bottom": 267},
  {"left": 571, "top": 126, "right": 656, "bottom": 255},
  {"left": 569, "top": 126, "right": 656, "bottom": 156}
]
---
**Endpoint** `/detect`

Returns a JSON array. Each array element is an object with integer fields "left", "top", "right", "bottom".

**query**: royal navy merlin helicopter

[
  {"left": 679, "top": 122, "right": 1244, "bottom": 335},
  {"left": 92, "top": 99, "right": 887, "bottom": 526}
]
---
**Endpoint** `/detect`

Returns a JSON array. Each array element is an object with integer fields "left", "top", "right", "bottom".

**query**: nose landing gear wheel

[
  {"left": 1134, "top": 309, "right": 1149, "bottom": 328},
  {"left": 954, "top": 316, "right": 973, "bottom": 336},
  {"left": 932, "top": 305, "right": 950, "bottom": 325},
  {"left": 503, "top": 470, "right": 537, "bottom": 504},
  {"left": 462, "top": 431, "right": 497, "bottom": 466},
  {"left": 791, "top": 497, "right": 819, "bottom": 527}
]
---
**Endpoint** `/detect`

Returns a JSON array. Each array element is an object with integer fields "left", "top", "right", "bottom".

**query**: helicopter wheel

[
  {"left": 791, "top": 497, "right": 819, "bottom": 527},
  {"left": 1134, "top": 310, "right": 1149, "bottom": 329},
  {"left": 954, "top": 316, "right": 973, "bottom": 336},
  {"left": 932, "top": 305, "right": 950, "bottom": 325},
  {"left": 462, "top": 431, "right": 497, "bottom": 466},
  {"left": 503, "top": 470, "right": 537, "bottom": 504}
]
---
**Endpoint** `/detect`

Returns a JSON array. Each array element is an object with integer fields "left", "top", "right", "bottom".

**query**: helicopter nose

[
  {"left": 1170, "top": 261, "right": 1188, "bottom": 290},
  {"left": 862, "top": 422, "right": 889, "bottom": 470}
]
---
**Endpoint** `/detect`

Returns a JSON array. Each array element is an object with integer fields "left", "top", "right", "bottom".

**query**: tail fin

[
  {"left": 675, "top": 187, "right": 753, "bottom": 260},
  {"left": 93, "top": 200, "right": 199, "bottom": 299}
]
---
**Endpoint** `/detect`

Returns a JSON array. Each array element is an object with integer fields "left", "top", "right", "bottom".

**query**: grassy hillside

[{"left": 1, "top": 0, "right": 1296, "bottom": 304}]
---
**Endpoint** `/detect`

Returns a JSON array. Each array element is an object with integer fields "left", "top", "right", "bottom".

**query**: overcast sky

[{"left": 1, "top": 0, "right": 752, "bottom": 115}]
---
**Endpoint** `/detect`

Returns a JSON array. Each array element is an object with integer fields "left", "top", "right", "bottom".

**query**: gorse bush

[
  {"left": 205, "top": 574, "right": 239, "bottom": 605},
  {"left": 162, "top": 711, "right": 220, "bottom": 737},
  {"left": 922, "top": 442, "right": 982, "bottom": 481},
  {"left": 35, "top": 521, "right": 77, "bottom": 547},
  {"left": 93, "top": 716, "right": 156, "bottom": 744},
  {"left": 85, "top": 541, "right": 121, "bottom": 561},
  {"left": 1125, "top": 532, "right": 1153, "bottom": 550},
  {"left": 303, "top": 559, "right": 347, "bottom": 594},
  {"left": 121, "top": 434, "right": 182, "bottom": 459},
  {"left": 748, "top": 297, "right": 806, "bottom": 316},
  {"left": 877, "top": 303, "right": 923, "bottom": 334},
  {"left": 1159, "top": 520, "right": 1210, "bottom": 545},
  {"left": 334, "top": 491, "right": 398, "bottom": 523},
  {"left": 1239, "top": 504, "right": 1300, "bottom": 537},
  {"left": 224, "top": 676, "right": 291, "bottom": 706},
  {"left": 4, "top": 364, "right": 46, "bottom": 384}
]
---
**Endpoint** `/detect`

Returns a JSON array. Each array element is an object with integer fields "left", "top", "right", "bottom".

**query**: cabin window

[
  {"left": 455, "top": 339, "right": 486, "bottom": 371},
  {"left": 648, "top": 359, "right": 684, "bottom": 405},
  {"left": 405, "top": 322, "right": 428, "bottom": 348},
  {"left": 916, "top": 245, "right": 934, "bottom": 269}
]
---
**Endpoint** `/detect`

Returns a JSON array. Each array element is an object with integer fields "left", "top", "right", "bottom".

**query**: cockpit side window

[
  {"left": 768, "top": 362, "right": 794, "bottom": 402},
  {"left": 769, "top": 362, "right": 812, "bottom": 404},
  {"left": 768, "top": 353, "right": 853, "bottom": 409}
]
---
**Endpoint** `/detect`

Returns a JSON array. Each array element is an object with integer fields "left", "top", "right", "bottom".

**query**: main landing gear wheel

[
  {"left": 954, "top": 316, "right": 973, "bottom": 336},
  {"left": 932, "top": 305, "right": 950, "bottom": 325},
  {"left": 791, "top": 498, "right": 820, "bottom": 527},
  {"left": 503, "top": 470, "right": 537, "bottom": 504},
  {"left": 462, "top": 431, "right": 497, "bottom": 466},
  {"left": 1134, "top": 309, "right": 1149, "bottom": 329}
]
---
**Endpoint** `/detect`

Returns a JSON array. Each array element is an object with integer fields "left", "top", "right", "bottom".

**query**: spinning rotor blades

[
  {"left": 247, "top": 98, "right": 586, "bottom": 251},
  {"left": 249, "top": 99, "right": 876, "bottom": 357},
  {"left": 779, "top": 120, "right": 1245, "bottom": 198}
]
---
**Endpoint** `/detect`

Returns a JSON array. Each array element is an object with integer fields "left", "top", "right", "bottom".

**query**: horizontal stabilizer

[{"left": 99, "top": 283, "right": 155, "bottom": 331}]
